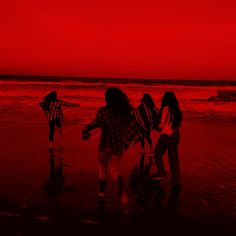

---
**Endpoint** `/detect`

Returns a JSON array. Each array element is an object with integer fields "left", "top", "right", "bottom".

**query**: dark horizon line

[{"left": 0, "top": 73, "right": 236, "bottom": 86}]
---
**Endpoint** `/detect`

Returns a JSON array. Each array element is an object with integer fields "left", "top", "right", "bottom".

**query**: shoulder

[
  {"left": 96, "top": 106, "right": 109, "bottom": 117},
  {"left": 162, "top": 106, "right": 171, "bottom": 116},
  {"left": 97, "top": 106, "right": 107, "bottom": 113},
  {"left": 129, "top": 106, "right": 136, "bottom": 116},
  {"left": 50, "top": 99, "right": 61, "bottom": 105},
  {"left": 136, "top": 103, "right": 146, "bottom": 113},
  {"left": 163, "top": 106, "right": 170, "bottom": 112},
  {"left": 137, "top": 103, "right": 145, "bottom": 109}
]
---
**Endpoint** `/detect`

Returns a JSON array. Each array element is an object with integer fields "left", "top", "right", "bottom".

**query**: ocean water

[{"left": 0, "top": 77, "right": 236, "bottom": 123}]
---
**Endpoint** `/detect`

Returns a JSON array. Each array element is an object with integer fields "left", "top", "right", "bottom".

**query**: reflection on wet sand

[
  {"left": 129, "top": 153, "right": 181, "bottom": 213},
  {"left": 43, "top": 149, "right": 65, "bottom": 196}
]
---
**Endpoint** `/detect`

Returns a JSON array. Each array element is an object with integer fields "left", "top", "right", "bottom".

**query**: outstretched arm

[
  {"left": 61, "top": 100, "right": 80, "bottom": 107},
  {"left": 84, "top": 108, "right": 104, "bottom": 131},
  {"left": 82, "top": 108, "right": 104, "bottom": 140}
]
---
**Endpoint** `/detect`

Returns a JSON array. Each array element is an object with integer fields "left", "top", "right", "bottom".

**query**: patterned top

[
  {"left": 40, "top": 100, "right": 75, "bottom": 121},
  {"left": 85, "top": 106, "right": 140, "bottom": 155},
  {"left": 135, "top": 102, "right": 159, "bottom": 132}
]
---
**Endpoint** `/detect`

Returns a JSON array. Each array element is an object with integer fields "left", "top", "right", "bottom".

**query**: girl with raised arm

[{"left": 40, "top": 91, "right": 80, "bottom": 149}]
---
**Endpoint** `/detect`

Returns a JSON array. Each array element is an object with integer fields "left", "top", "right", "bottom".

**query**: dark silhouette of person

[
  {"left": 154, "top": 91, "right": 182, "bottom": 187},
  {"left": 135, "top": 93, "right": 159, "bottom": 155},
  {"left": 40, "top": 91, "right": 80, "bottom": 149},
  {"left": 82, "top": 87, "right": 139, "bottom": 209}
]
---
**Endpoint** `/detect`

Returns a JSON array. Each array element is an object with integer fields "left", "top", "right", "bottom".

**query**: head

[
  {"left": 105, "top": 87, "right": 132, "bottom": 118},
  {"left": 44, "top": 91, "right": 57, "bottom": 103},
  {"left": 160, "top": 91, "right": 182, "bottom": 128},
  {"left": 141, "top": 93, "right": 155, "bottom": 107}
]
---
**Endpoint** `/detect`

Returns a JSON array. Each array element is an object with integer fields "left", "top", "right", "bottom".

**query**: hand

[
  {"left": 82, "top": 129, "right": 91, "bottom": 140},
  {"left": 154, "top": 126, "right": 162, "bottom": 132},
  {"left": 132, "top": 136, "right": 141, "bottom": 146}
]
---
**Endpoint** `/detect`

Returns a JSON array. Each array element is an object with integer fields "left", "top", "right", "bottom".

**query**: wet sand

[{"left": 0, "top": 107, "right": 236, "bottom": 235}]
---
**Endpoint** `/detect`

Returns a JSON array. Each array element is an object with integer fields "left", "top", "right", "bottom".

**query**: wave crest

[{"left": 208, "top": 90, "right": 236, "bottom": 102}]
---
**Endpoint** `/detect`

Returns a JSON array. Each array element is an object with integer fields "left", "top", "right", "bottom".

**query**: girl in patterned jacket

[{"left": 40, "top": 91, "right": 80, "bottom": 149}]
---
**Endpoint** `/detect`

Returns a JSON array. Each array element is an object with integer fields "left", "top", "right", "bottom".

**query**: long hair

[
  {"left": 141, "top": 93, "right": 155, "bottom": 108},
  {"left": 105, "top": 87, "right": 132, "bottom": 120},
  {"left": 159, "top": 91, "right": 182, "bottom": 129},
  {"left": 42, "top": 91, "right": 58, "bottom": 111}
]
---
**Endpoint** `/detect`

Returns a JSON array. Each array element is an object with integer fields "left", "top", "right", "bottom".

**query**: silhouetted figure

[
  {"left": 154, "top": 91, "right": 182, "bottom": 186},
  {"left": 82, "top": 87, "right": 139, "bottom": 209},
  {"left": 135, "top": 93, "right": 159, "bottom": 155},
  {"left": 40, "top": 91, "right": 80, "bottom": 149}
]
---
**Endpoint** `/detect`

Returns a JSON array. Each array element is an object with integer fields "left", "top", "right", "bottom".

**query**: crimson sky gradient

[{"left": 0, "top": 0, "right": 236, "bottom": 80}]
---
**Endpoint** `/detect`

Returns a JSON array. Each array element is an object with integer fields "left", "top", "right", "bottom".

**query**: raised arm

[{"left": 84, "top": 108, "right": 105, "bottom": 131}]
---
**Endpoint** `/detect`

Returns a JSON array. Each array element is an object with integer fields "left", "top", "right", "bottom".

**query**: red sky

[{"left": 0, "top": 0, "right": 236, "bottom": 80}]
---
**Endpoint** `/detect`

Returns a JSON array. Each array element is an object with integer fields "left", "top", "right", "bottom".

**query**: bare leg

[
  {"left": 154, "top": 135, "right": 168, "bottom": 178},
  {"left": 140, "top": 132, "right": 145, "bottom": 153},
  {"left": 168, "top": 143, "right": 181, "bottom": 186},
  {"left": 109, "top": 154, "right": 128, "bottom": 208},
  {"left": 56, "top": 119, "right": 63, "bottom": 147},
  {"left": 98, "top": 150, "right": 110, "bottom": 197},
  {"left": 146, "top": 131, "right": 153, "bottom": 155},
  {"left": 49, "top": 120, "right": 55, "bottom": 149}
]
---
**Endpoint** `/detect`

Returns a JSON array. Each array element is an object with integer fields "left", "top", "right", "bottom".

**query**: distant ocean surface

[{"left": 0, "top": 76, "right": 236, "bottom": 122}]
